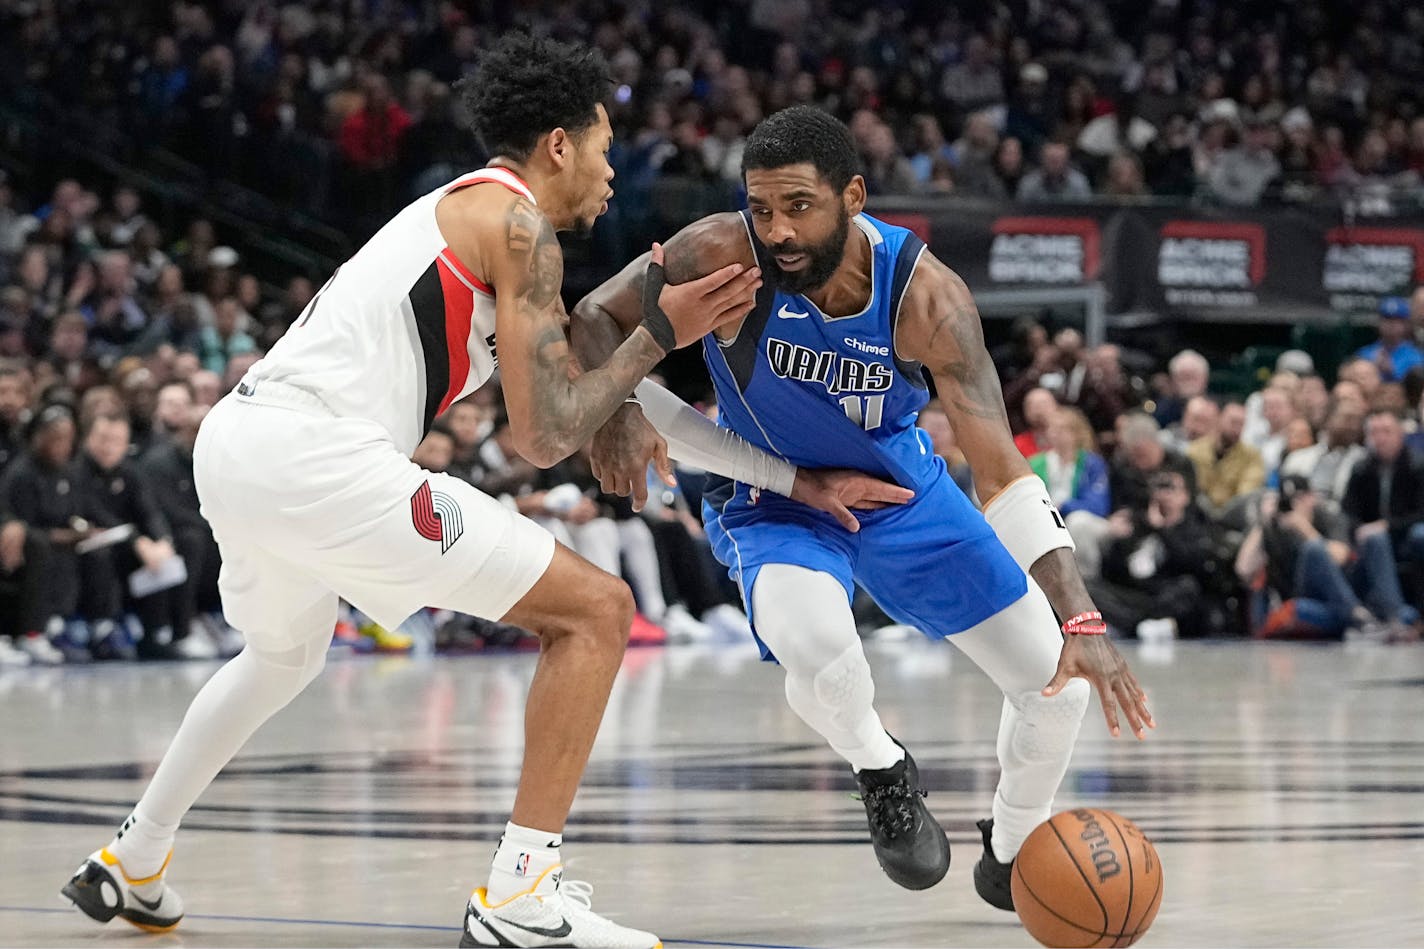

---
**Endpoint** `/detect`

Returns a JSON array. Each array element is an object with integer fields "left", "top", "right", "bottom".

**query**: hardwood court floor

[{"left": 1, "top": 637, "right": 1422, "bottom": 947}]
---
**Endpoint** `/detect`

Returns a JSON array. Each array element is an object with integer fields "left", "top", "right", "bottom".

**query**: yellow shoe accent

[
  {"left": 98, "top": 847, "right": 172, "bottom": 886},
  {"left": 358, "top": 622, "right": 412, "bottom": 651},
  {"left": 475, "top": 863, "right": 564, "bottom": 908}
]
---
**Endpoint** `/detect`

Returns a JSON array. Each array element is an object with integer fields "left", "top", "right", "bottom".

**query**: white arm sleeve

[{"left": 634, "top": 379, "right": 798, "bottom": 497}]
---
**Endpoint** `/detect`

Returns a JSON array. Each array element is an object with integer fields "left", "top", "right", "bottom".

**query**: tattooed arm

[
  {"left": 486, "top": 198, "right": 670, "bottom": 467},
  {"left": 896, "top": 253, "right": 1153, "bottom": 738},
  {"left": 566, "top": 214, "right": 757, "bottom": 498}
]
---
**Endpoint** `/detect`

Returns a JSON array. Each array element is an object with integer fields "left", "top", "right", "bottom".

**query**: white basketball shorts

[{"left": 193, "top": 383, "right": 555, "bottom": 650}]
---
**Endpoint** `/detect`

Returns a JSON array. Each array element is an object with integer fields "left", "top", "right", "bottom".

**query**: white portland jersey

[{"left": 243, "top": 167, "right": 533, "bottom": 455}]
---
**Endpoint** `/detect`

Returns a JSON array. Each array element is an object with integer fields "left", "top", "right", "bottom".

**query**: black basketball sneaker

[
  {"left": 973, "top": 817, "right": 1016, "bottom": 910},
  {"left": 854, "top": 746, "right": 950, "bottom": 890}
]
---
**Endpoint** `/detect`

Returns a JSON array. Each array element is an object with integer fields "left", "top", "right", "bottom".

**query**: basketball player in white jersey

[{"left": 58, "top": 35, "right": 909, "bottom": 949}]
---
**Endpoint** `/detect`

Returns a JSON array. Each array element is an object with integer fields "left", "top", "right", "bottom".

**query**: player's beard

[{"left": 765, "top": 206, "right": 850, "bottom": 294}]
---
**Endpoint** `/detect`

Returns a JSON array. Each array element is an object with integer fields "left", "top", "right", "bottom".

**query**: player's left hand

[
  {"left": 790, "top": 469, "right": 914, "bottom": 533},
  {"left": 1044, "top": 634, "right": 1154, "bottom": 740},
  {"left": 589, "top": 404, "right": 674, "bottom": 512}
]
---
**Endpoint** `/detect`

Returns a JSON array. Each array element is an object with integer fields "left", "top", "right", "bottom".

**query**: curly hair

[
  {"left": 457, "top": 33, "right": 610, "bottom": 161},
  {"left": 742, "top": 106, "right": 861, "bottom": 191}
]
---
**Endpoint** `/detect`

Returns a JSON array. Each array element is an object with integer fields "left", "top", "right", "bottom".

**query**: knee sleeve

[
  {"left": 1006, "top": 679, "right": 1090, "bottom": 764},
  {"left": 800, "top": 643, "right": 876, "bottom": 731}
]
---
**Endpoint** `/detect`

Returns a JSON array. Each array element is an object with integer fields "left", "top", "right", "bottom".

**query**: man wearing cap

[{"left": 1355, "top": 296, "right": 1424, "bottom": 382}]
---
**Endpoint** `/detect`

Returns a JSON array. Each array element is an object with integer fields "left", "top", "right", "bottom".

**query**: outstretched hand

[
  {"left": 1044, "top": 633, "right": 1155, "bottom": 739},
  {"left": 789, "top": 469, "right": 915, "bottom": 533}
]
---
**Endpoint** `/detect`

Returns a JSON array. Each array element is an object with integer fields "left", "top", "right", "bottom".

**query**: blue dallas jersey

[
  {"left": 700, "top": 211, "right": 1027, "bottom": 657},
  {"left": 702, "top": 212, "right": 939, "bottom": 493}
]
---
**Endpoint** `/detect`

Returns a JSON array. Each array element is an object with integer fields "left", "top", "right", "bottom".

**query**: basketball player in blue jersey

[{"left": 571, "top": 106, "right": 1153, "bottom": 908}]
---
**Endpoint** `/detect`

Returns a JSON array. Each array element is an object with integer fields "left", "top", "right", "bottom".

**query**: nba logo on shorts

[
  {"left": 514, "top": 852, "right": 530, "bottom": 876},
  {"left": 410, "top": 480, "right": 464, "bottom": 553}
]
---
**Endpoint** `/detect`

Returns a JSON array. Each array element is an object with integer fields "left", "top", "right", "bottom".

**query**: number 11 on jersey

[{"left": 839, "top": 394, "right": 885, "bottom": 430}]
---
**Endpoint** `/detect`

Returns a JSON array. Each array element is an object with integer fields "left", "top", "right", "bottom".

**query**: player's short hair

[
  {"left": 742, "top": 106, "right": 861, "bottom": 192},
  {"left": 458, "top": 33, "right": 610, "bottom": 162}
]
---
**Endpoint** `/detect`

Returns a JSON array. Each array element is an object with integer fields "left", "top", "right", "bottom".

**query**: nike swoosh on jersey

[{"left": 777, "top": 304, "right": 809, "bottom": 319}]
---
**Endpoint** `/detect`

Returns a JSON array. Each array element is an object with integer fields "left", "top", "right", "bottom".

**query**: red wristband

[{"left": 1062, "top": 610, "right": 1106, "bottom": 635}]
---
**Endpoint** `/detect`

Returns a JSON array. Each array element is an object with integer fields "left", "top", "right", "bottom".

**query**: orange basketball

[{"left": 1010, "top": 808, "right": 1164, "bottom": 948}]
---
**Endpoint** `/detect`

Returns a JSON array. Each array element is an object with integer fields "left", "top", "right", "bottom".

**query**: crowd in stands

[
  {"left": 5, "top": 1, "right": 1424, "bottom": 666},
  {"left": 6, "top": 0, "right": 1424, "bottom": 253},
  {"left": 973, "top": 294, "right": 1424, "bottom": 644}
]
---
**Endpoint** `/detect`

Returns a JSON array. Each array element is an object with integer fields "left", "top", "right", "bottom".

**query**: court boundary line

[{"left": 0, "top": 905, "right": 813, "bottom": 948}]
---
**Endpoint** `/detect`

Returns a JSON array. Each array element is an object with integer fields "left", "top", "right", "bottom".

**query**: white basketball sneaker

[
  {"left": 61, "top": 847, "right": 184, "bottom": 932},
  {"left": 461, "top": 875, "right": 660, "bottom": 948}
]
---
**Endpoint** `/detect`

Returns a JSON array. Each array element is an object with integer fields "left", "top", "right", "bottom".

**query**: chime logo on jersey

[
  {"left": 766, "top": 338, "right": 893, "bottom": 395},
  {"left": 410, "top": 480, "right": 463, "bottom": 553}
]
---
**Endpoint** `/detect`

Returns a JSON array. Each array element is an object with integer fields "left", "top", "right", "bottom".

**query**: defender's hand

[
  {"left": 651, "top": 242, "right": 762, "bottom": 348},
  {"left": 1044, "top": 634, "right": 1154, "bottom": 739},
  {"left": 590, "top": 405, "right": 673, "bottom": 512},
  {"left": 790, "top": 469, "right": 915, "bottom": 533}
]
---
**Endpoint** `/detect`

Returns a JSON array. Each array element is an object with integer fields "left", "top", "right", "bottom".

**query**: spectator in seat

[
  {"left": 199, "top": 296, "right": 259, "bottom": 375},
  {"left": 1164, "top": 394, "right": 1218, "bottom": 455},
  {"left": 1305, "top": 399, "right": 1368, "bottom": 504},
  {"left": 1153, "top": 349, "right": 1210, "bottom": 429},
  {"left": 1087, "top": 469, "right": 1213, "bottom": 637},
  {"left": 1013, "top": 387, "right": 1058, "bottom": 457},
  {"left": 1247, "top": 384, "right": 1299, "bottom": 473},
  {"left": 1205, "top": 110, "right": 1281, "bottom": 206},
  {"left": 0, "top": 404, "right": 93, "bottom": 660},
  {"left": 1355, "top": 296, "right": 1424, "bottom": 383},
  {"left": 1273, "top": 416, "right": 1320, "bottom": 485},
  {"left": 71, "top": 413, "right": 179, "bottom": 660},
  {"left": 1072, "top": 411, "right": 1198, "bottom": 579},
  {"left": 1029, "top": 406, "right": 1110, "bottom": 520},
  {"left": 1016, "top": 141, "right": 1092, "bottom": 201},
  {"left": 81, "top": 251, "right": 150, "bottom": 356},
  {"left": 1343, "top": 410, "right": 1424, "bottom": 568},
  {"left": 1187, "top": 401, "right": 1266, "bottom": 517},
  {"left": 1237, "top": 474, "right": 1417, "bottom": 641}
]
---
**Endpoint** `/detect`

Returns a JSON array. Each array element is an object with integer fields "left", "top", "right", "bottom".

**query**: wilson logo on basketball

[
  {"left": 410, "top": 481, "right": 463, "bottom": 554},
  {"left": 1073, "top": 808, "right": 1122, "bottom": 883}
]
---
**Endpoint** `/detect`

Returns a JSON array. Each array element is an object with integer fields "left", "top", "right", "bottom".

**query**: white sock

[
  {"left": 486, "top": 821, "right": 563, "bottom": 904},
  {"left": 107, "top": 809, "right": 179, "bottom": 880}
]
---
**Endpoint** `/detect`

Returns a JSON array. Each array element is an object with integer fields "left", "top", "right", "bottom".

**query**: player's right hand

[
  {"left": 790, "top": 469, "right": 915, "bottom": 533},
  {"left": 651, "top": 242, "right": 762, "bottom": 348},
  {"left": 589, "top": 405, "right": 673, "bottom": 512},
  {"left": 1044, "top": 634, "right": 1154, "bottom": 740}
]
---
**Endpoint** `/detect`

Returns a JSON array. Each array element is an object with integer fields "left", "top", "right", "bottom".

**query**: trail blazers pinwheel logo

[{"left": 410, "top": 481, "right": 463, "bottom": 553}]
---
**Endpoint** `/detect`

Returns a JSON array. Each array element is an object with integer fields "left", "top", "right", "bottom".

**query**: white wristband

[
  {"left": 981, "top": 475, "right": 1074, "bottom": 573},
  {"left": 634, "top": 379, "right": 797, "bottom": 497}
]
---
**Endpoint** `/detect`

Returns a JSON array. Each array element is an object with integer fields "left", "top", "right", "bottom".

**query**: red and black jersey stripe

[{"left": 407, "top": 253, "right": 487, "bottom": 436}]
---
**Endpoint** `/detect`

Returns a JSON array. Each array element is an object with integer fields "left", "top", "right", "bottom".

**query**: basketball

[{"left": 1011, "top": 808, "right": 1163, "bottom": 948}]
